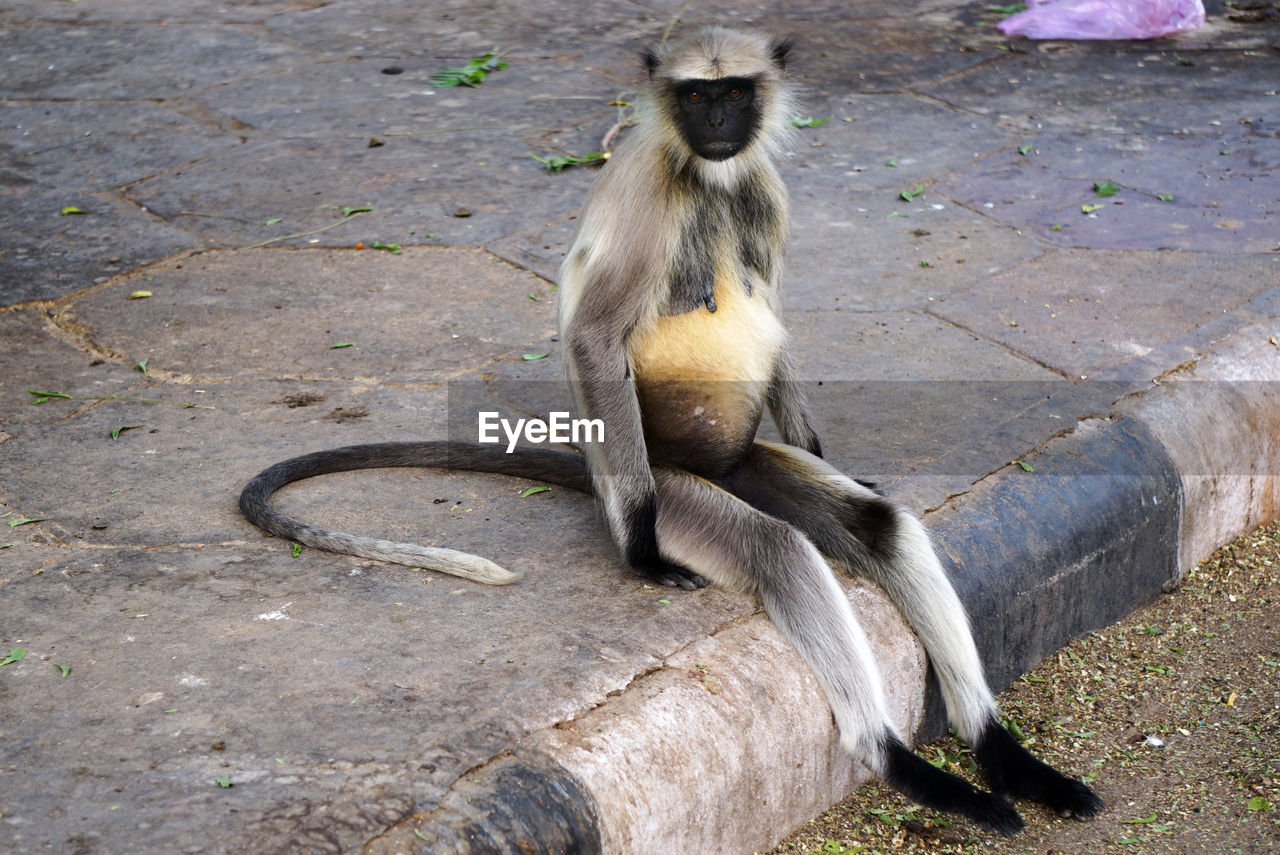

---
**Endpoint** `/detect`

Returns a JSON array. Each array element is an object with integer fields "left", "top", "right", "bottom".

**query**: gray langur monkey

[{"left": 240, "top": 27, "right": 1101, "bottom": 834}]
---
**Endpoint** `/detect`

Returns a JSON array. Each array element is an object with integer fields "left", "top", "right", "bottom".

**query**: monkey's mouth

[{"left": 698, "top": 140, "right": 743, "bottom": 160}]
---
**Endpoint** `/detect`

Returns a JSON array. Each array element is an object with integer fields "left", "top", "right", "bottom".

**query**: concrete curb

[{"left": 356, "top": 317, "right": 1280, "bottom": 855}]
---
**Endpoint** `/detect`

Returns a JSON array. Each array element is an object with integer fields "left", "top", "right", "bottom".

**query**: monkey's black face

[{"left": 672, "top": 77, "right": 761, "bottom": 161}]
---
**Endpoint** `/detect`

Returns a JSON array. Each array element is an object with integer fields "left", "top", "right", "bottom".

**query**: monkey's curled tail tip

[
  {"left": 328, "top": 539, "right": 523, "bottom": 586},
  {"left": 468, "top": 558, "right": 523, "bottom": 586}
]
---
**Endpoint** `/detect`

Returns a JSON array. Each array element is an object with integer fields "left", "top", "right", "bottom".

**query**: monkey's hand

[
  {"left": 642, "top": 557, "right": 709, "bottom": 590},
  {"left": 622, "top": 494, "right": 709, "bottom": 590}
]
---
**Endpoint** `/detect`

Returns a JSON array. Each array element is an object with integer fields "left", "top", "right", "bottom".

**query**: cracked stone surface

[{"left": 2, "top": 1, "right": 1278, "bottom": 852}]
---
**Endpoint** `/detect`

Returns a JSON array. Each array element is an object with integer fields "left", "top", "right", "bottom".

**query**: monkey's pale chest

[
  {"left": 629, "top": 277, "right": 784, "bottom": 384},
  {"left": 628, "top": 276, "right": 784, "bottom": 473}
]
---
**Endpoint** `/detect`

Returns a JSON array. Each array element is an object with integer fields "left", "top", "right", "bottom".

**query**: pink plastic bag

[{"left": 997, "top": 0, "right": 1206, "bottom": 39}]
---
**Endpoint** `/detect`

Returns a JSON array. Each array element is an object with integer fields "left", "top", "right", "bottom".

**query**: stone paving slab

[
  {"left": 931, "top": 250, "right": 1280, "bottom": 379},
  {"left": 0, "top": 495, "right": 63, "bottom": 580},
  {"left": 0, "top": 24, "right": 305, "bottom": 101},
  {"left": 937, "top": 130, "right": 1280, "bottom": 253},
  {"left": 0, "top": 189, "right": 202, "bottom": 305},
  {"left": 0, "top": 379, "right": 445, "bottom": 548},
  {"left": 924, "top": 48, "right": 1280, "bottom": 135},
  {"left": 0, "top": 100, "right": 238, "bottom": 192},
  {"left": 0, "top": 309, "right": 153, "bottom": 441},
  {"left": 0, "top": 0, "right": 315, "bottom": 25},
  {"left": 264, "top": 0, "right": 662, "bottom": 62},
  {"left": 126, "top": 136, "right": 597, "bottom": 251},
  {"left": 786, "top": 93, "right": 1021, "bottom": 194},
  {"left": 55, "top": 247, "right": 557, "bottom": 382},
  {"left": 783, "top": 195, "right": 1047, "bottom": 311},
  {"left": 195, "top": 54, "right": 618, "bottom": 143}
]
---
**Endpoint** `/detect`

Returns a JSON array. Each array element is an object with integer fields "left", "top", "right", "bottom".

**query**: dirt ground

[{"left": 770, "top": 519, "right": 1280, "bottom": 855}]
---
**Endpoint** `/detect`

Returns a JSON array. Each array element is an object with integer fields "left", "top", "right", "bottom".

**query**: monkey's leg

[
  {"left": 651, "top": 465, "right": 1023, "bottom": 835},
  {"left": 732, "top": 443, "right": 1102, "bottom": 819}
]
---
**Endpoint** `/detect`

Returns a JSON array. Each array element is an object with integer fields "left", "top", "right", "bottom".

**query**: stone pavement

[{"left": 1, "top": 2, "right": 1278, "bottom": 853}]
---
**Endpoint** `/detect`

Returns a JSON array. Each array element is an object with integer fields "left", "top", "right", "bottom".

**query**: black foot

[
  {"left": 882, "top": 736, "right": 1024, "bottom": 836},
  {"left": 641, "top": 560, "right": 709, "bottom": 590},
  {"left": 973, "top": 719, "right": 1103, "bottom": 818}
]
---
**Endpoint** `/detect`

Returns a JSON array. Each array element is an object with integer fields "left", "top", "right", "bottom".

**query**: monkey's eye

[
  {"left": 726, "top": 88, "right": 743, "bottom": 100},
  {"left": 685, "top": 90, "right": 702, "bottom": 103}
]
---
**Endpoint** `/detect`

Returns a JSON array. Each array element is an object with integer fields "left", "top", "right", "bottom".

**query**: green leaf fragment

[
  {"left": 340, "top": 206, "right": 372, "bottom": 217},
  {"left": 530, "top": 151, "right": 607, "bottom": 172},
  {"left": 1248, "top": 797, "right": 1272, "bottom": 811},
  {"left": 265, "top": 217, "right": 283, "bottom": 226},
  {"left": 1015, "top": 460, "right": 1034, "bottom": 472},
  {"left": 1093, "top": 180, "right": 1120, "bottom": 197},
  {"left": 521, "top": 352, "right": 548, "bottom": 361},
  {"left": 884, "top": 157, "right": 899, "bottom": 167},
  {"left": 111, "top": 424, "right": 143, "bottom": 440},
  {"left": 290, "top": 542, "right": 303, "bottom": 558},
  {"left": 135, "top": 359, "right": 149, "bottom": 374},
  {"left": 60, "top": 205, "right": 91, "bottom": 215},
  {"left": 1158, "top": 193, "right": 1174, "bottom": 202},
  {"left": 28, "top": 389, "right": 72, "bottom": 405},
  {"left": 1018, "top": 144, "right": 1032, "bottom": 155},
  {"left": 330, "top": 342, "right": 355, "bottom": 349},
  {"left": 1082, "top": 203, "right": 1105, "bottom": 214},
  {"left": 430, "top": 51, "right": 508, "bottom": 88},
  {"left": 129, "top": 290, "right": 153, "bottom": 299},
  {"left": 1, "top": 648, "right": 27, "bottom": 666},
  {"left": 520, "top": 486, "right": 551, "bottom": 498},
  {"left": 8, "top": 517, "right": 50, "bottom": 527},
  {"left": 56, "top": 664, "right": 71, "bottom": 677},
  {"left": 216, "top": 776, "right": 233, "bottom": 788},
  {"left": 1123, "top": 812, "right": 1159, "bottom": 824},
  {"left": 371, "top": 242, "right": 401, "bottom": 254},
  {"left": 790, "top": 115, "right": 831, "bottom": 128},
  {"left": 900, "top": 184, "right": 925, "bottom": 202}
]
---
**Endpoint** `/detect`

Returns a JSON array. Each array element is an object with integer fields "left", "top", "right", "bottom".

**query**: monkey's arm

[
  {"left": 564, "top": 304, "right": 707, "bottom": 590},
  {"left": 766, "top": 344, "right": 823, "bottom": 457}
]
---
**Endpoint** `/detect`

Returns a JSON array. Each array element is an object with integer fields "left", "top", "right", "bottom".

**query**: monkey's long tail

[{"left": 239, "top": 440, "right": 591, "bottom": 585}]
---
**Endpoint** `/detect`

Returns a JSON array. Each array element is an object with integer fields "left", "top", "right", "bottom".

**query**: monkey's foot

[
  {"left": 973, "top": 719, "right": 1103, "bottom": 818},
  {"left": 882, "top": 736, "right": 1024, "bottom": 835}
]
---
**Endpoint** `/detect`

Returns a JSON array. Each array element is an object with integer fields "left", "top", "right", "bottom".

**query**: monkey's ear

[
  {"left": 769, "top": 37, "right": 794, "bottom": 70},
  {"left": 642, "top": 48, "right": 660, "bottom": 76}
]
